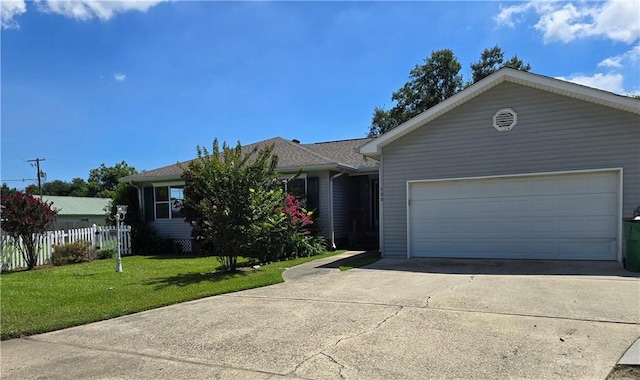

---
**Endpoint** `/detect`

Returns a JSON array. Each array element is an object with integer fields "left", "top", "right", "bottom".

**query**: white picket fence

[{"left": 0, "top": 225, "right": 131, "bottom": 271}]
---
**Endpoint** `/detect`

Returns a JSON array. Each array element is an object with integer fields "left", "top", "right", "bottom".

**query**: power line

[
  {"left": 27, "top": 158, "right": 46, "bottom": 199},
  {"left": 1, "top": 179, "right": 37, "bottom": 182}
]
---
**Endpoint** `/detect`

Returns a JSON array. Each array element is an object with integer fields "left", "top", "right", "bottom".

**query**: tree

[
  {"left": 24, "top": 184, "right": 37, "bottom": 195},
  {"left": 470, "top": 45, "right": 531, "bottom": 84},
  {"left": 88, "top": 161, "right": 137, "bottom": 198},
  {"left": 181, "top": 139, "right": 278, "bottom": 271},
  {"left": 1, "top": 191, "right": 57, "bottom": 270},
  {"left": 68, "top": 178, "right": 89, "bottom": 197},
  {"left": 108, "top": 182, "right": 141, "bottom": 226},
  {"left": 368, "top": 49, "right": 463, "bottom": 137},
  {"left": 368, "top": 46, "right": 531, "bottom": 137},
  {"left": 40, "top": 180, "right": 71, "bottom": 196},
  {"left": 1, "top": 183, "right": 17, "bottom": 197}
]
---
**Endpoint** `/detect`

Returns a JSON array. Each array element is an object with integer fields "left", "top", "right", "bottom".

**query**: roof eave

[
  {"left": 119, "top": 174, "right": 183, "bottom": 184},
  {"left": 277, "top": 163, "right": 358, "bottom": 173}
]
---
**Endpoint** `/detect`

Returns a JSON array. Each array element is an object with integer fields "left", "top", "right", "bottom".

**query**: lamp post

[{"left": 114, "top": 205, "right": 128, "bottom": 273}]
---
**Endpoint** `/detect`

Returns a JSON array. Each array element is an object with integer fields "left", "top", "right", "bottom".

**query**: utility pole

[{"left": 27, "top": 158, "right": 46, "bottom": 199}]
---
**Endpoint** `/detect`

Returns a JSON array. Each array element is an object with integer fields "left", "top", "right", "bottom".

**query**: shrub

[
  {"left": 52, "top": 240, "right": 94, "bottom": 266},
  {"left": 248, "top": 189, "right": 325, "bottom": 263},
  {"left": 1, "top": 191, "right": 57, "bottom": 269},
  {"left": 130, "top": 223, "right": 177, "bottom": 255},
  {"left": 182, "top": 139, "right": 278, "bottom": 271},
  {"left": 95, "top": 248, "right": 116, "bottom": 260}
]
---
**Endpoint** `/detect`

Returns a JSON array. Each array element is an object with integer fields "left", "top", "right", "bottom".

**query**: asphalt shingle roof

[{"left": 121, "top": 137, "right": 377, "bottom": 183}]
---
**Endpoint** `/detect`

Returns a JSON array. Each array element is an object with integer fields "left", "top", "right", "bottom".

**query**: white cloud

[
  {"left": 598, "top": 45, "right": 640, "bottom": 68},
  {"left": 496, "top": 0, "right": 640, "bottom": 44},
  {"left": 113, "top": 73, "right": 126, "bottom": 81},
  {"left": 1, "top": 0, "right": 167, "bottom": 28},
  {"left": 597, "top": 57, "right": 623, "bottom": 69},
  {"left": 1, "top": 0, "right": 26, "bottom": 29},
  {"left": 35, "top": 0, "right": 168, "bottom": 21},
  {"left": 555, "top": 73, "right": 624, "bottom": 94},
  {"left": 495, "top": 3, "right": 533, "bottom": 28}
]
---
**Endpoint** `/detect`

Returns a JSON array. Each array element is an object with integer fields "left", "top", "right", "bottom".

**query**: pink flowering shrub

[
  {"left": 248, "top": 188, "right": 324, "bottom": 262},
  {"left": 283, "top": 194, "right": 313, "bottom": 230},
  {"left": 181, "top": 139, "right": 325, "bottom": 269}
]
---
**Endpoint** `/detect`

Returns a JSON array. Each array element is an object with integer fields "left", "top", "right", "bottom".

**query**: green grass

[
  {"left": 0, "top": 251, "right": 343, "bottom": 340},
  {"left": 338, "top": 251, "right": 381, "bottom": 271}
]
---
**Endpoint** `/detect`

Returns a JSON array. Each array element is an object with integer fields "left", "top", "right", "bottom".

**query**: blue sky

[{"left": 2, "top": 0, "right": 639, "bottom": 189}]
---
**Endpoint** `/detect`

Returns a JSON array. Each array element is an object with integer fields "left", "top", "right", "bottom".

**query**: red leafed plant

[
  {"left": 1, "top": 191, "right": 57, "bottom": 270},
  {"left": 283, "top": 194, "right": 312, "bottom": 230}
]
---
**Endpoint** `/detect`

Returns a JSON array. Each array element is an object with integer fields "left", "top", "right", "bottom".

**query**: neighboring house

[
  {"left": 360, "top": 68, "right": 639, "bottom": 263},
  {"left": 120, "top": 137, "right": 379, "bottom": 252},
  {"left": 41, "top": 195, "right": 111, "bottom": 229}
]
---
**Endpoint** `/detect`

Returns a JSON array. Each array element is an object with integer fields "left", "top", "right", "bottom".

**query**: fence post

[{"left": 92, "top": 224, "right": 99, "bottom": 250}]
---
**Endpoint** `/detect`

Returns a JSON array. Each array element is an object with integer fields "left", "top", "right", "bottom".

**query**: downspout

[{"left": 329, "top": 171, "right": 345, "bottom": 250}]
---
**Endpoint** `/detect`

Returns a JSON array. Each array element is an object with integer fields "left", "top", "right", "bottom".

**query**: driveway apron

[{"left": 2, "top": 252, "right": 639, "bottom": 379}]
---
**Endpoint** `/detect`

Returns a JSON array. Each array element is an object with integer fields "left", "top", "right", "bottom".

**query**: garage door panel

[
  {"left": 412, "top": 237, "right": 616, "bottom": 260},
  {"left": 416, "top": 216, "right": 615, "bottom": 234},
  {"left": 408, "top": 171, "right": 619, "bottom": 261}
]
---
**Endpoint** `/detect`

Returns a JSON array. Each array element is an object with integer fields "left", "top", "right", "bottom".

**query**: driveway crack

[
  {"left": 319, "top": 352, "right": 346, "bottom": 379},
  {"left": 289, "top": 306, "right": 403, "bottom": 378}
]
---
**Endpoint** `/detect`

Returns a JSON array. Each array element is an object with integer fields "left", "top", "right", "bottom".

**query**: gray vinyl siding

[
  {"left": 381, "top": 82, "right": 640, "bottom": 258},
  {"left": 151, "top": 219, "right": 192, "bottom": 240},
  {"left": 143, "top": 171, "right": 335, "bottom": 242},
  {"left": 313, "top": 170, "right": 332, "bottom": 239},
  {"left": 331, "top": 173, "right": 360, "bottom": 242}
]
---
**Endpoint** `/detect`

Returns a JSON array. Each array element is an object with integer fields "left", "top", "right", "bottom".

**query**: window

[
  {"left": 170, "top": 187, "right": 184, "bottom": 218},
  {"left": 283, "top": 176, "right": 318, "bottom": 214},
  {"left": 153, "top": 185, "right": 184, "bottom": 219},
  {"left": 286, "top": 178, "right": 306, "bottom": 199}
]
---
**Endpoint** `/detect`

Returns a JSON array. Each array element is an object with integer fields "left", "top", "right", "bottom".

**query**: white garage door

[{"left": 408, "top": 171, "right": 619, "bottom": 260}]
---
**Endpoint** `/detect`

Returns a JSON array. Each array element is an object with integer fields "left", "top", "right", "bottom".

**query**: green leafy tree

[
  {"left": 108, "top": 182, "right": 141, "bottom": 226},
  {"left": 24, "top": 184, "right": 37, "bottom": 195},
  {"left": 369, "top": 49, "right": 462, "bottom": 137},
  {"left": 68, "top": 178, "right": 89, "bottom": 197},
  {"left": 181, "top": 139, "right": 278, "bottom": 271},
  {"left": 1, "top": 183, "right": 17, "bottom": 197},
  {"left": 40, "top": 180, "right": 71, "bottom": 196},
  {"left": 40, "top": 179, "right": 88, "bottom": 196},
  {"left": 88, "top": 161, "right": 137, "bottom": 198},
  {"left": 1, "top": 191, "right": 57, "bottom": 270},
  {"left": 368, "top": 46, "right": 531, "bottom": 137},
  {"left": 469, "top": 45, "right": 531, "bottom": 84}
]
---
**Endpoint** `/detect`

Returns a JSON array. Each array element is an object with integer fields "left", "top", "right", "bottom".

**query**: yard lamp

[{"left": 114, "top": 205, "right": 128, "bottom": 273}]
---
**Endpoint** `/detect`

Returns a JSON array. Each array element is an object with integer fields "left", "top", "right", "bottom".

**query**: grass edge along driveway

[{"left": 0, "top": 251, "right": 344, "bottom": 340}]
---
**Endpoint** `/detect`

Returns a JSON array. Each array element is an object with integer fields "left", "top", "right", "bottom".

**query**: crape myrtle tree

[
  {"left": 181, "top": 139, "right": 279, "bottom": 271},
  {"left": 1, "top": 191, "right": 57, "bottom": 270}
]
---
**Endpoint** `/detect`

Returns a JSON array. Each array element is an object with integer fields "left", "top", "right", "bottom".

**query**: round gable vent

[{"left": 493, "top": 108, "right": 518, "bottom": 132}]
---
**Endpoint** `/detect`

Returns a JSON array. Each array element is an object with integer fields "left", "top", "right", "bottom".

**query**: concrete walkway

[{"left": 2, "top": 251, "right": 639, "bottom": 379}]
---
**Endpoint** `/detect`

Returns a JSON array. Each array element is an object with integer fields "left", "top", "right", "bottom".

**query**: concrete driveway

[{"left": 2, "top": 252, "right": 639, "bottom": 379}]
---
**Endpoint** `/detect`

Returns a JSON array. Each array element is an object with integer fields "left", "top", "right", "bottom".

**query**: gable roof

[
  {"left": 359, "top": 68, "right": 640, "bottom": 158},
  {"left": 121, "top": 137, "right": 377, "bottom": 184},
  {"left": 41, "top": 196, "right": 111, "bottom": 216}
]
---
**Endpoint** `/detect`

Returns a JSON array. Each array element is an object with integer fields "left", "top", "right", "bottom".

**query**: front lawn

[{"left": 0, "top": 251, "right": 343, "bottom": 340}]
